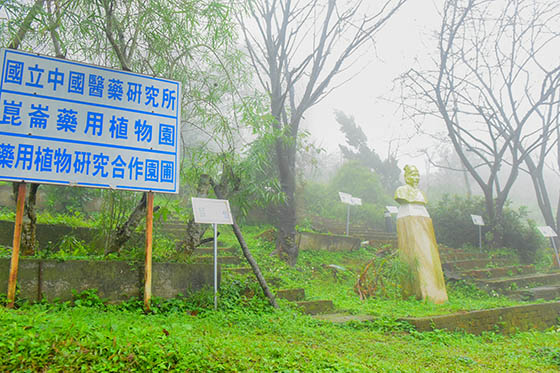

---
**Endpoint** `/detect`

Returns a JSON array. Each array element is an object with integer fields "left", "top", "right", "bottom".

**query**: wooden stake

[
  {"left": 7, "top": 182, "right": 26, "bottom": 308},
  {"left": 144, "top": 191, "right": 154, "bottom": 312}
]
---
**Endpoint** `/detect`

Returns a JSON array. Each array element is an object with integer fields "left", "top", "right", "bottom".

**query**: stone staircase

[
  {"left": 439, "top": 247, "right": 560, "bottom": 301},
  {"left": 192, "top": 242, "right": 335, "bottom": 315},
  {"left": 276, "top": 288, "right": 335, "bottom": 315},
  {"left": 309, "top": 215, "right": 396, "bottom": 242}
]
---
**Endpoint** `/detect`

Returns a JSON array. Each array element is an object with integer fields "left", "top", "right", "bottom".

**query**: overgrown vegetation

[{"left": 431, "top": 195, "right": 545, "bottom": 263}]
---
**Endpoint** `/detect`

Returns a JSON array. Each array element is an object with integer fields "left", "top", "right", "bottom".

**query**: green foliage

[
  {"left": 336, "top": 110, "right": 401, "bottom": 193},
  {"left": 430, "top": 195, "right": 545, "bottom": 262},
  {"left": 301, "top": 161, "right": 391, "bottom": 227},
  {"left": 42, "top": 185, "right": 99, "bottom": 217}
]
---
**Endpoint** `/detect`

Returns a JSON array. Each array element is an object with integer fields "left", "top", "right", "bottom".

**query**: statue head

[{"left": 403, "top": 165, "right": 420, "bottom": 188}]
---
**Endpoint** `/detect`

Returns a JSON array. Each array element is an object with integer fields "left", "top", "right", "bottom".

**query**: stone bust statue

[{"left": 394, "top": 165, "right": 426, "bottom": 205}]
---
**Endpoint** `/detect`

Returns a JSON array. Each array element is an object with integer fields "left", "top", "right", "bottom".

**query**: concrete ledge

[
  {"left": 296, "top": 231, "right": 360, "bottom": 252},
  {"left": 0, "top": 220, "right": 146, "bottom": 249},
  {"left": 399, "top": 302, "right": 560, "bottom": 334},
  {"left": 0, "top": 258, "right": 218, "bottom": 302}
]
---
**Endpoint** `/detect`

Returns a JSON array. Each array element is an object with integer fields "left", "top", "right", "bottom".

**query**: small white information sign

[
  {"left": 338, "top": 192, "right": 353, "bottom": 205},
  {"left": 471, "top": 215, "right": 485, "bottom": 226},
  {"left": 0, "top": 49, "right": 181, "bottom": 193},
  {"left": 537, "top": 226, "right": 557, "bottom": 238},
  {"left": 386, "top": 205, "right": 398, "bottom": 214},
  {"left": 351, "top": 197, "right": 362, "bottom": 206},
  {"left": 191, "top": 197, "right": 233, "bottom": 225}
]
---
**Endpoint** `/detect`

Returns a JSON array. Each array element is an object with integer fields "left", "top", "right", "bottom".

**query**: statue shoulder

[{"left": 394, "top": 185, "right": 427, "bottom": 204}]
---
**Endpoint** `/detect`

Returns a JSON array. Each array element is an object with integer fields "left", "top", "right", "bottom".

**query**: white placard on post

[
  {"left": 471, "top": 215, "right": 485, "bottom": 226},
  {"left": 386, "top": 205, "right": 398, "bottom": 214},
  {"left": 351, "top": 197, "right": 362, "bottom": 206},
  {"left": 0, "top": 49, "right": 181, "bottom": 193},
  {"left": 191, "top": 197, "right": 233, "bottom": 311},
  {"left": 338, "top": 192, "right": 353, "bottom": 205},
  {"left": 191, "top": 197, "right": 233, "bottom": 225},
  {"left": 537, "top": 226, "right": 557, "bottom": 238}
]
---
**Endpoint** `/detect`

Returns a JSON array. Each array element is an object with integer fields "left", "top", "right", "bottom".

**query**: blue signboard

[{"left": 0, "top": 48, "right": 181, "bottom": 193}]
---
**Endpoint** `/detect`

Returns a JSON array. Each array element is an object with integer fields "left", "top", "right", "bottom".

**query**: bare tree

[
  {"left": 240, "top": 0, "right": 407, "bottom": 265},
  {"left": 402, "top": 0, "right": 560, "bottom": 246}
]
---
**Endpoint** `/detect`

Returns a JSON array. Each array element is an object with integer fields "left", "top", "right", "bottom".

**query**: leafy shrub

[
  {"left": 301, "top": 161, "right": 392, "bottom": 229},
  {"left": 430, "top": 195, "right": 544, "bottom": 263}
]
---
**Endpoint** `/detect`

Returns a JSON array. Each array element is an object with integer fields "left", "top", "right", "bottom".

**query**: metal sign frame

[{"left": 0, "top": 48, "right": 181, "bottom": 193}]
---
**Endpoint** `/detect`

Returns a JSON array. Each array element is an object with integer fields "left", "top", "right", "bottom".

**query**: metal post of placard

[
  {"left": 471, "top": 215, "right": 485, "bottom": 249},
  {"left": 346, "top": 205, "right": 350, "bottom": 236},
  {"left": 144, "top": 192, "right": 154, "bottom": 313},
  {"left": 191, "top": 197, "right": 234, "bottom": 310},
  {"left": 339, "top": 192, "right": 361, "bottom": 237},
  {"left": 551, "top": 237, "right": 560, "bottom": 269},
  {"left": 7, "top": 182, "right": 26, "bottom": 308},
  {"left": 537, "top": 226, "right": 560, "bottom": 269},
  {"left": 213, "top": 223, "right": 218, "bottom": 310}
]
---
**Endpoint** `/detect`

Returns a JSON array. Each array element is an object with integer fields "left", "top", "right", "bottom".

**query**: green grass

[
  {"left": 1, "top": 304, "right": 559, "bottom": 371},
  {"left": 2, "top": 224, "right": 560, "bottom": 371}
]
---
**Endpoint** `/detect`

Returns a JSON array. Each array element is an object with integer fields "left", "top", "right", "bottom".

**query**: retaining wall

[
  {"left": 296, "top": 231, "right": 361, "bottom": 252},
  {"left": 0, "top": 258, "right": 218, "bottom": 302},
  {"left": 0, "top": 220, "right": 144, "bottom": 248},
  {"left": 400, "top": 302, "right": 560, "bottom": 334}
]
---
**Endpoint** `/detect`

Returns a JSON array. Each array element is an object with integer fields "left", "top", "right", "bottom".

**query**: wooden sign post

[
  {"left": 144, "top": 192, "right": 154, "bottom": 312},
  {"left": 7, "top": 182, "right": 26, "bottom": 308}
]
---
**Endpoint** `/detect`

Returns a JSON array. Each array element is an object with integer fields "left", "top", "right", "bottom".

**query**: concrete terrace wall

[
  {"left": 0, "top": 220, "right": 144, "bottom": 248},
  {"left": 296, "top": 231, "right": 361, "bottom": 252},
  {"left": 400, "top": 302, "right": 560, "bottom": 334},
  {"left": 0, "top": 258, "right": 218, "bottom": 302}
]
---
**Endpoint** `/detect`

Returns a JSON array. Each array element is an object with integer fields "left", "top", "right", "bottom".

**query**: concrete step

[
  {"left": 440, "top": 252, "right": 488, "bottom": 262},
  {"left": 513, "top": 285, "right": 560, "bottom": 301},
  {"left": 462, "top": 265, "right": 535, "bottom": 280},
  {"left": 225, "top": 267, "right": 252, "bottom": 275},
  {"left": 476, "top": 271, "right": 560, "bottom": 291},
  {"left": 276, "top": 288, "right": 306, "bottom": 301},
  {"left": 442, "top": 259, "right": 492, "bottom": 271},
  {"left": 192, "top": 247, "right": 236, "bottom": 255},
  {"left": 296, "top": 300, "right": 334, "bottom": 315},
  {"left": 313, "top": 313, "right": 376, "bottom": 323},
  {"left": 193, "top": 256, "right": 241, "bottom": 265}
]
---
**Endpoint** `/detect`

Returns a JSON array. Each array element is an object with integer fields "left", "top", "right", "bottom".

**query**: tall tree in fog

[
  {"left": 335, "top": 110, "right": 400, "bottom": 193},
  {"left": 240, "top": 0, "right": 407, "bottom": 265},
  {"left": 402, "top": 0, "right": 560, "bottom": 246}
]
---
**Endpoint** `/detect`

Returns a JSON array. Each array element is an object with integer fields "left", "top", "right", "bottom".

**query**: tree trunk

[
  {"left": 175, "top": 174, "right": 212, "bottom": 253},
  {"left": 105, "top": 193, "right": 159, "bottom": 254},
  {"left": 13, "top": 183, "right": 40, "bottom": 255},
  {"left": 210, "top": 178, "right": 278, "bottom": 309},
  {"left": 274, "top": 137, "right": 298, "bottom": 266},
  {"left": 7, "top": 0, "right": 46, "bottom": 256}
]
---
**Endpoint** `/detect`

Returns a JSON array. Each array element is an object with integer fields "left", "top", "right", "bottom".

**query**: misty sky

[{"left": 303, "top": 0, "right": 440, "bottom": 168}]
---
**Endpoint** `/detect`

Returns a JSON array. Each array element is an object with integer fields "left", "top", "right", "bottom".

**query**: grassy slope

[
  {"left": 1, "top": 225, "right": 560, "bottom": 371},
  {"left": 1, "top": 306, "right": 559, "bottom": 372}
]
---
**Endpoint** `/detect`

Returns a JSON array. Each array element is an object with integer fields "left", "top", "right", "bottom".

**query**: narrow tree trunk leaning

[
  {"left": 8, "top": 0, "right": 46, "bottom": 50},
  {"left": 175, "top": 174, "right": 212, "bottom": 254},
  {"left": 210, "top": 179, "right": 279, "bottom": 309},
  {"left": 7, "top": 0, "right": 46, "bottom": 255},
  {"left": 105, "top": 193, "right": 160, "bottom": 254}
]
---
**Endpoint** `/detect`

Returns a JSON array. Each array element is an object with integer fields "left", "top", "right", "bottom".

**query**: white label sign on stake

[
  {"left": 191, "top": 197, "right": 233, "bottom": 225},
  {"left": 386, "top": 205, "right": 398, "bottom": 214},
  {"left": 0, "top": 49, "right": 181, "bottom": 193},
  {"left": 351, "top": 197, "right": 362, "bottom": 206},
  {"left": 471, "top": 215, "right": 485, "bottom": 226},
  {"left": 338, "top": 192, "right": 353, "bottom": 205},
  {"left": 537, "top": 226, "right": 557, "bottom": 238}
]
